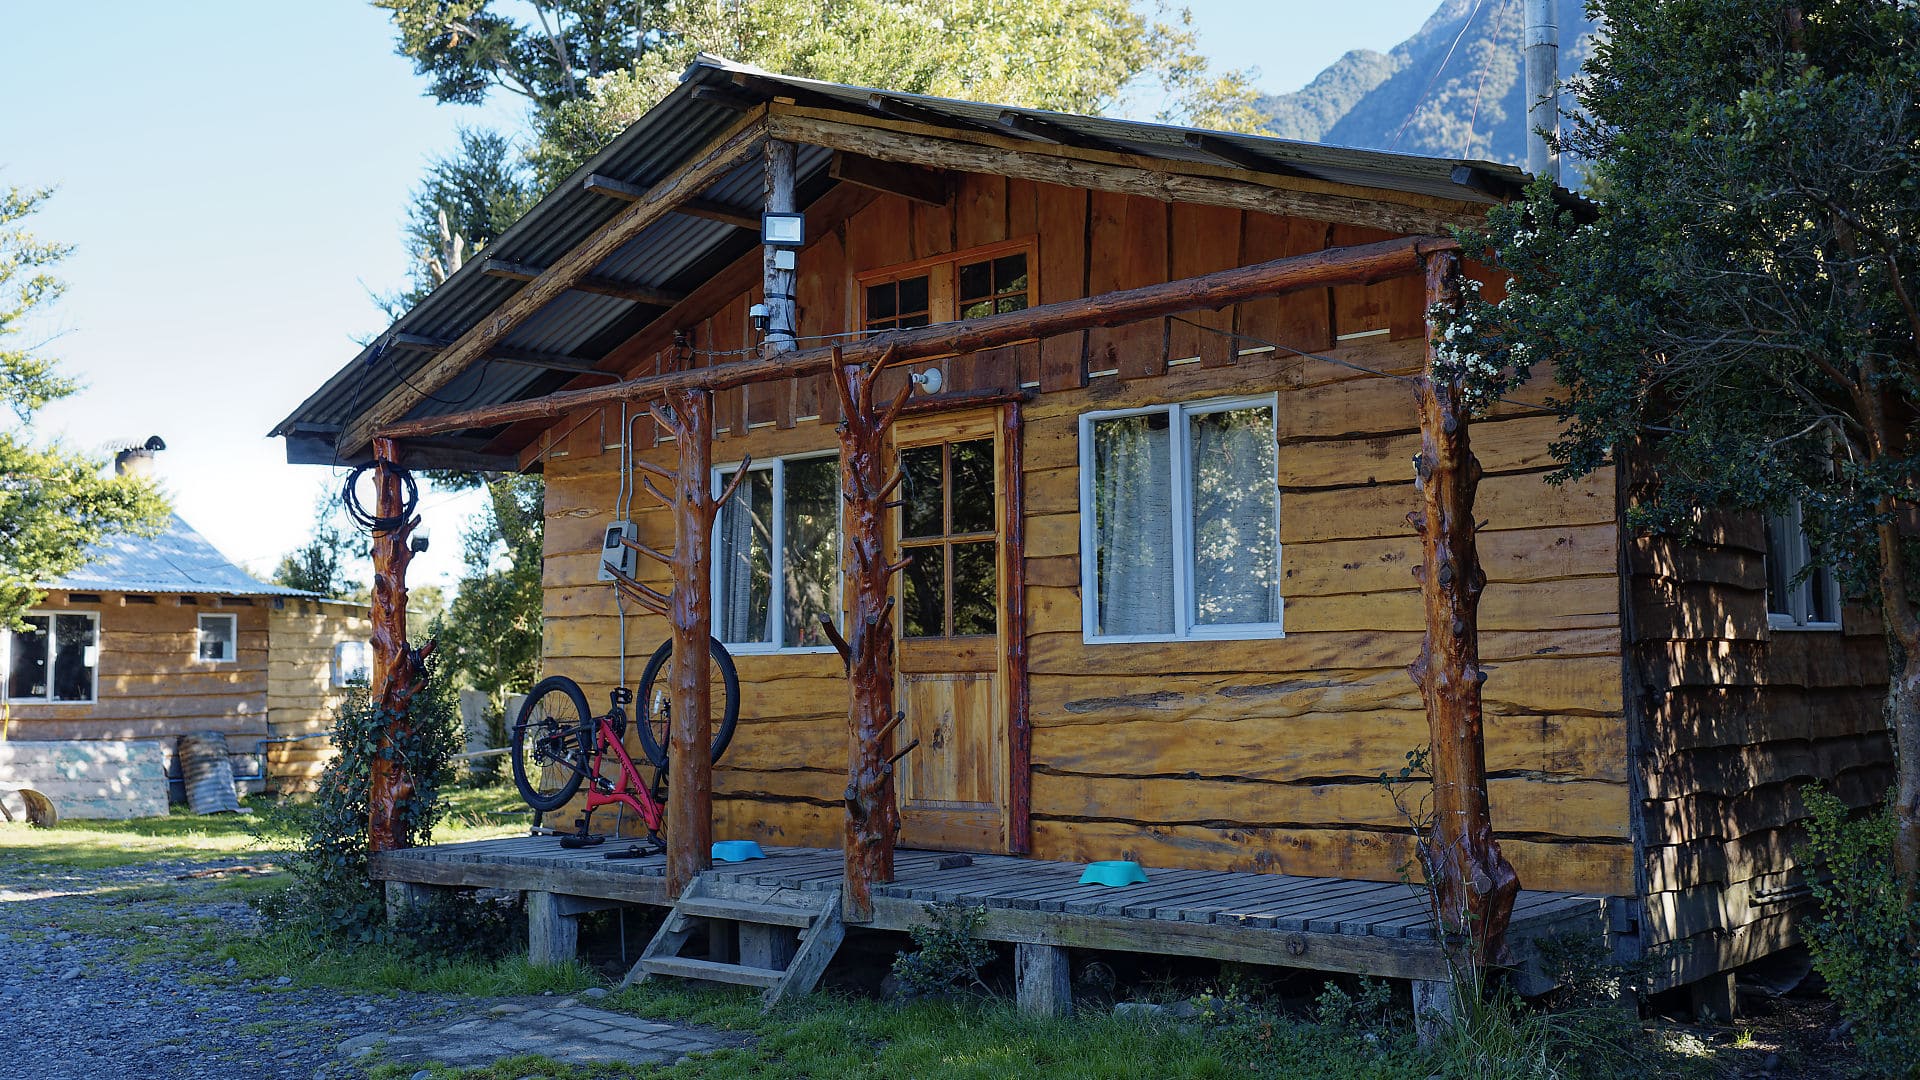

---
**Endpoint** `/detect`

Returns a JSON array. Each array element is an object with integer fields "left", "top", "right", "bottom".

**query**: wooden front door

[{"left": 892, "top": 410, "right": 1010, "bottom": 852}]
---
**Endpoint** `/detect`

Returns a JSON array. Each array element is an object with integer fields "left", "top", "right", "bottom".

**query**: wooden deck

[{"left": 371, "top": 836, "right": 1604, "bottom": 985}]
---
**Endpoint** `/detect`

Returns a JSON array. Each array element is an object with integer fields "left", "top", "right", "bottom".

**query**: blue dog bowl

[
  {"left": 711, "top": 840, "right": 767, "bottom": 863},
  {"left": 1078, "top": 860, "right": 1149, "bottom": 887}
]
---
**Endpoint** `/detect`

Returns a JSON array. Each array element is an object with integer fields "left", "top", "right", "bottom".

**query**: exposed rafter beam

[
  {"left": 1182, "top": 132, "right": 1312, "bottom": 180},
  {"left": 865, "top": 94, "right": 1001, "bottom": 137},
  {"left": 997, "top": 110, "right": 1133, "bottom": 156},
  {"left": 387, "top": 332, "right": 606, "bottom": 375},
  {"left": 380, "top": 234, "right": 1458, "bottom": 441},
  {"left": 480, "top": 259, "right": 685, "bottom": 307},
  {"left": 766, "top": 109, "right": 1481, "bottom": 234},
  {"left": 1449, "top": 165, "right": 1523, "bottom": 200},
  {"left": 691, "top": 83, "right": 762, "bottom": 110},
  {"left": 337, "top": 107, "right": 768, "bottom": 456},
  {"left": 583, "top": 174, "right": 760, "bottom": 229},
  {"left": 828, "top": 151, "right": 950, "bottom": 208}
]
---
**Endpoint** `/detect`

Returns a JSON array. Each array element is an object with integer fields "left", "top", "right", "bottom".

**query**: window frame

[
  {"left": 331, "top": 640, "right": 372, "bottom": 688},
  {"left": 1078, "top": 394, "right": 1285, "bottom": 644},
  {"left": 710, "top": 450, "right": 844, "bottom": 654},
  {"left": 196, "top": 612, "right": 239, "bottom": 663},
  {"left": 856, "top": 237, "right": 1037, "bottom": 332},
  {"left": 1765, "top": 501, "right": 1843, "bottom": 632},
  {"left": 3, "top": 609, "right": 100, "bottom": 705}
]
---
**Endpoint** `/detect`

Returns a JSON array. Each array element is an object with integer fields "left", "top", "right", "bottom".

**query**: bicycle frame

[{"left": 580, "top": 711, "right": 666, "bottom": 835}]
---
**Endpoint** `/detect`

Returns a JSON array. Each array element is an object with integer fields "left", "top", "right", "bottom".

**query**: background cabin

[
  {"left": 2, "top": 442, "right": 369, "bottom": 813},
  {"left": 276, "top": 58, "right": 1891, "bottom": 1000}
]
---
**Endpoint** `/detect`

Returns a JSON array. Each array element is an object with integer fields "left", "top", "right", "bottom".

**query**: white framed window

[
  {"left": 1766, "top": 501, "right": 1842, "bottom": 630},
  {"left": 197, "top": 613, "right": 238, "bottom": 662},
  {"left": 4, "top": 611, "right": 100, "bottom": 704},
  {"left": 712, "top": 452, "right": 843, "bottom": 652},
  {"left": 1079, "top": 395, "right": 1283, "bottom": 643},
  {"left": 331, "top": 641, "right": 372, "bottom": 687}
]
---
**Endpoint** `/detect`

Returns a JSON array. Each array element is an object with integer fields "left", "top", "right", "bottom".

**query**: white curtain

[
  {"left": 1091, "top": 413, "right": 1174, "bottom": 635},
  {"left": 717, "top": 468, "right": 774, "bottom": 644},
  {"left": 1188, "top": 406, "right": 1279, "bottom": 626}
]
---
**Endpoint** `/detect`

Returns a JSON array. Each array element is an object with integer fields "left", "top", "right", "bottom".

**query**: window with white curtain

[
  {"left": 713, "top": 454, "right": 842, "bottom": 651},
  {"left": 1766, "top": 501, "right": 1842, "bottom": 630},
  {"left": 1079, "top": 396, "right": 1282, "bottom": 642},
  {"left": 4, "top": 611, "right": 99, "bottom": 703}
]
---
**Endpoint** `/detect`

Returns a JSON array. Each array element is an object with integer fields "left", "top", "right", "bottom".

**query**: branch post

[
  {"left": 660, "top": 387, "right": 717, "bottom": 897},
  {"left": 366, "top": 436, "right": 430, "bottom": 854},
  {"left": 833, "top": 347, "right": 912, "bottom": 922},
  {"left": 1408, "top": 252, "right": 1520, "bottom": 971},
  {"left": 762, "top": 138, "right": 797, "bottom": 356}
]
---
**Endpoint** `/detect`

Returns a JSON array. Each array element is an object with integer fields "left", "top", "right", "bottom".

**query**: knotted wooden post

[
  {"left": 366, "top": 436, "right": 429, "bottom": 854},
  {"left": 831, "top": 347, "right": 912, "bottom": 922},
  {"left": 1409, "top": 251, "right": 1520, "bottom": 968},
  {"left": 663, "top": 387, "right": 716, "bottom": 897}
]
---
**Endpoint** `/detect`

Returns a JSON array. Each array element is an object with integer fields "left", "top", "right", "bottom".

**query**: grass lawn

[{"left": 0, "top": 782, "right": 530, "bottom": 873}]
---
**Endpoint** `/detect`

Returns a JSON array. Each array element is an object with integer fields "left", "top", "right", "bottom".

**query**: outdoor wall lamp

[
  {"left": 749, "top": 303, "right": 771, "bottom": 334},
  {"left": 910, "top": 368, "right": 943, "bottom": 395},
  {"left": 761, "top": 212, "right": 805, "bottom": 247}
]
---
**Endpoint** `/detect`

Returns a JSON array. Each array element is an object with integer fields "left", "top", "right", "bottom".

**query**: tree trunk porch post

[
  {"left": 1409, "top": 251, "right": 1520, "bottom": 968},
  {"left": 366, "top": 435, "right": 424, "bottom": 855},
  {"left": 664, "top": 387, "right": 718, "bottom": 898}
]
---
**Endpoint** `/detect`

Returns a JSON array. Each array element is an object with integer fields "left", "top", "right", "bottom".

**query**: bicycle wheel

[
  {"left": 634, "top": 637, "right": 740, "bottom": 770},
  {"left": 511, "top": 676, "right": 593, "bottom": 813}
]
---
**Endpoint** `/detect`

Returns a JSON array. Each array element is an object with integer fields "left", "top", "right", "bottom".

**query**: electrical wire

[
  {"left": 1391, "top": 0, "right": 1486, "bottom": 151},
  {"left": 341, "top": 461, "right": 420, "bottom": 533}
]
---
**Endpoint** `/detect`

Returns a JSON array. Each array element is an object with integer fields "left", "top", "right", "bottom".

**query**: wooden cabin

[
  {"left": 2, "top": 487, "right": 371, "bottom": 810},
  {"left": 275, "top": 58, "right": 1890, "bottom": 1007}
]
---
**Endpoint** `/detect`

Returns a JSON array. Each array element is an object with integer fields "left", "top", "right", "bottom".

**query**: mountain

[{"left": 1255, "top": 0, "right": 1602, "bottom": 167}]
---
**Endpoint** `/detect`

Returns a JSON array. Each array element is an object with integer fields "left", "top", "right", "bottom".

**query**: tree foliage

[
  {"left": 0, "top": 184, "right": 168, "bottom": 625},
  {"left": 384, "top": 128, "right": 538, "bottom": 315},
  {"left": 272, "top": 486, "right": 362, "bottom": 599},
  {"left": 432, "top": 472, "right": 543, "bottom": 706},
  {"left": 1443, "top": 2, "right": 1920, "bottom": 902}
]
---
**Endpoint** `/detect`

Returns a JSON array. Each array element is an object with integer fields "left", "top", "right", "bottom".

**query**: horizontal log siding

[
  {"left": 1625, "top": 507, "right": 1892, "bottom": 989},
  {"left": 264, "top": 599, "right": 370, "bottom": 791},
  {"left": 533, "top": 180, "right": 1632, "bottom": 893}
]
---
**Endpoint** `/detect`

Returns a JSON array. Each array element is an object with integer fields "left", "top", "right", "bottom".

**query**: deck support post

[
  {"left": 383, "top": 880, "right": 433, "bottom": 925},
  {"left": 1409, "top": 252, "right": 1520, "bottom": 971},
  {"left": 832, "top": 347, "right": 911, "bottom": 923},
  {"left": 663, "top": 387, "right": 717, "bottom": 898},
  {"left": 739, "top": 923, "right": 799, "bottom": 970},
  {"left": 366, "top": 436, "right": 429, "bottom": 855},
  {"left": 1411, "top": 978, "right": 1456, "bottom": 1046},
  {"left": 526, "top": 891, "right": 579, "bottom": 967},
  {"left": 1015, "top": 943, "right": 1073, "bottom": 1017},
  {"left": 1689, "top": 971, "right": 1738, "bottom": 1023}
]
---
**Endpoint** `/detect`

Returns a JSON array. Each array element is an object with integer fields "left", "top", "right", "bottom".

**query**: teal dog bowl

[
  {"left": 712, "top": 840, "right": 767, "bottom": 863},
  {"left": 1078, "top": 860, "right": 1149, "bottom": 887}
]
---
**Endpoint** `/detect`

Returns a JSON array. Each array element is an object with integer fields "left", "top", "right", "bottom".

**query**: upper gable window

[
  {"left": 1766, "top": 501, "right": 1841, "bottom": 630},
  {"left": 858, "top": 240, "right": 1034, "bottom": 330}
]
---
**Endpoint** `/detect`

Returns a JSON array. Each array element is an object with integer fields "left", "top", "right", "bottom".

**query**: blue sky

[{"left": 2, "top": 1, "right": 1440, "bottom": 590}]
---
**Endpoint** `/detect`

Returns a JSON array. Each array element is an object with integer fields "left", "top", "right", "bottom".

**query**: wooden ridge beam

[
  {"left": 998, "top": 110, "right": 1133, "bottom": 156},
  {"left": 338, "top": 106, "right": 768, "bottom": 456},
  {"left": 1183, "top": 131, "right": 1312, "bottom": 180},
  {"left": 379, "top": 233, "right": 1457, "bottom": 442},
  {"left": 768, "top": 106, "right": 1485, "bottom": 233},
  {"left": 480, "top": 259, "right": 686, "bottom": 307}
]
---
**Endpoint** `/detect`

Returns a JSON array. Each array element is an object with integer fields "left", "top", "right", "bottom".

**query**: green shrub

[
  {"left": 891, "top": 903, "right": 996, "bottom": 995},
  {"left": 254, "top": 665, "right": 464, "bottom": 946},
  {"left": 1800, "top": 787, "right": 1920, "bottom": 1077}
]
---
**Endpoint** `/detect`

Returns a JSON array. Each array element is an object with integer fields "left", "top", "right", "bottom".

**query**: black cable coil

[{"left": 341, "top": 461, "right": 419, "bottom": 534}]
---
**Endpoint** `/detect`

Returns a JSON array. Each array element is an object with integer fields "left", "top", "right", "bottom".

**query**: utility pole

[{"left": 1524, "top": 0, "right": 1560, "bottom": 183}]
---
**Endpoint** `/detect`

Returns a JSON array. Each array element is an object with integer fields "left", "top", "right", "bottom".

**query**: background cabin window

[
  {"left": 865, "top": 274, "right": 932, "bottom": 331},
  {"left": 958, "top": 253, "right": 1029, "bottom": 319},
  {"left": 899, "top": 438, "right": 998, "bottom": 639},
  {"left": 1766, "top": 502, "right": 1841, "bottom": 629},
  {"left": 1080, "top": 397, "right": 1281, "bottom": 642},
  {"left": 4, "top": 611, "right": 98, "bottom": 703},
  {"left": 332, "top": 641, "right": 371, "bottom": 687},
  {"left": 714, "top": 454, "right": 841, "bottom": 650},
  {"left": 197, "top": 613, "right": 238, "bottom": 661}
]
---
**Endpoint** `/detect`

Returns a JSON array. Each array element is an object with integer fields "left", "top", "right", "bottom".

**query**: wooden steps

[{"left": 625, "top": 879, "right": 846, "bottom": 1007}]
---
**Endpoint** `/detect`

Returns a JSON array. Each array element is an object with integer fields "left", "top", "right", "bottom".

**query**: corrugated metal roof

[
  {"left": 50, "top": 515, "right": 316, "bottom": 597},
  {"left": 275, "top": 55, "right": 1536, "bottom": 467}
]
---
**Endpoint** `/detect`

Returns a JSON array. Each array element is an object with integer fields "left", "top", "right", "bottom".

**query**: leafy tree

[
  {"left": 376, "top": 0, "right": 1265, "bottom": 187},
  {"left": 0, "top": 184, "right": 168, "bottom": 624},
  {"left": 273, "top": 486, "right": 362, "bottom": 598},
  {"left": 1443, "top": 2, "right": 1920, "bottom": 900},
  {"left": 382, "top": 128, "right": 537, "bottom": 315},
  {"left": 432, "top": 473, "right": 543, "bottom": 711}
]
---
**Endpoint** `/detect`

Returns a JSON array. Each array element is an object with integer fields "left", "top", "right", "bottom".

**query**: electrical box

[{"left": 597, "top": 520, "right": 638, "bottom": 582}]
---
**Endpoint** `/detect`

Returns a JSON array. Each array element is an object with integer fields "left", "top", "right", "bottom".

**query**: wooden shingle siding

[{"left": 1624, "top": 503, "right": 1891, "bottom": 988}]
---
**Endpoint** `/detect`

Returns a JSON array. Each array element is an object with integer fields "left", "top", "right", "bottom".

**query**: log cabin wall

[
  {"left": 1623, "top": 502, "right": 1892, "bottom": 988},
  {"left": 265, "top": 597, "right": 371, "bottom": 792},
  {"left": 536, "top": 175, "right": 1635, "bottom": 894}
]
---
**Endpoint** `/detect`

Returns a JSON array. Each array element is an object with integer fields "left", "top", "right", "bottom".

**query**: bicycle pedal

[
  {"left": 593, "top": 778, "right": 616, "bottom": 794},
  {"left": 559, "top": 833, "right": 606, "bottom": 849},
  {"left": 604, "top": 842, "right": 661, "bottom": 860}
]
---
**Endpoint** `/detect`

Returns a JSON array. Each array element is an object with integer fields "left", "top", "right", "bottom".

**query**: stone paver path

[{"left": 345, "top": 996, "right": 747, "bottom": 1070}]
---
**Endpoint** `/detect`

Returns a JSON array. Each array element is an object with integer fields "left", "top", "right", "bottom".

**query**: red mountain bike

[{"left": 510, "top": 638, "right": 740, "bottom": 850}]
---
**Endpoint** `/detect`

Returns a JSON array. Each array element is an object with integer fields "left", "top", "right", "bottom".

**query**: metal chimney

[
  {"left": 113, "top": 435, "right": 166, "bottom": 478},
  {"left": 1525, "top": 0, "right": 1561, "bottom": 182}
]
